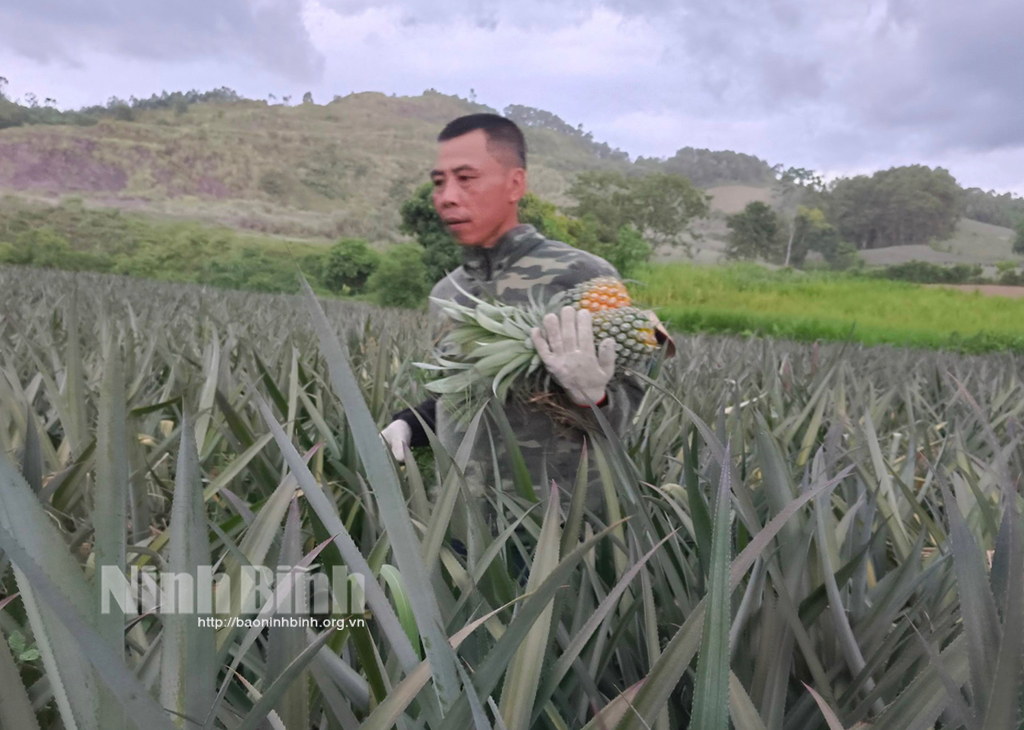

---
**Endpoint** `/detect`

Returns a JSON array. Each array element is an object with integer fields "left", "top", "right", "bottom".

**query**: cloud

[
  {"left": 0, "top": 0, "right": 323, "bottom": 81},
  {"left": 846, "top": 0, "right": 1024, "bottom": 154},
  {"left": 2, "top": 0, "right": 1022, "bottom": 194}
]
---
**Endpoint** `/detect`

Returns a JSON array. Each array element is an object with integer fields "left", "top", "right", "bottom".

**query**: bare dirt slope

[
  {"left": 859, "top": 219, "right": 1020, "bottom": 268},
  {"left": 705, "top": 185, "right": 776, "bottom": 215}
]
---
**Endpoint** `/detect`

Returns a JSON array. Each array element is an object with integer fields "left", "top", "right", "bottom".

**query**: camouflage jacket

[{"left": 396, "top": 223, "right": 646, "bottom": 515}]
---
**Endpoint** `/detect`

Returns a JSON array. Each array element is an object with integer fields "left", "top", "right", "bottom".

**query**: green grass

[
  {"left": 0, "top": 195, "right": 335, "bottom": 294},
  {"left": 635, "top": 262, "right": 1024, "bottom": 353}
]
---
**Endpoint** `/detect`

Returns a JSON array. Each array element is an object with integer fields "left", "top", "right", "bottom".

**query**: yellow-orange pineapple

[{"left": 567, "top": 276, "right": 632, "bottom": 312}]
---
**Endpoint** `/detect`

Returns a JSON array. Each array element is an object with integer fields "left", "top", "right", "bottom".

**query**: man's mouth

[{"left": 444, "top": 219, "right": 470, "bottom": 228}]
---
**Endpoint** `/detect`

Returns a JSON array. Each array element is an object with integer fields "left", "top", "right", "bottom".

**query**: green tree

[
  {"left": 636, "top": 146, "right": 776, "bottom": 187},
  {"left": 565, "top": 170, "right": 709, "bottom": 254},
  {"left": 826, "top": 165, "right": 962, "bottom": 248},
  {"left": 518, "top": 192, "right": 573, "bottom": 243},
  {"left": 605, "top": 225, "right": 651, "bottom": 276},
  {"left": 726, "top": 202, "right": 784, "bottom": 261},
  {"left": 961, "top": 187, "right": 1024, "bottom": 229},
  {"left": 0, "top": 96, "right": 27, "bottom": 129},
  {"left": 773, "top": 166, "right": 825, "bottom": 266},
  {"left": 1014, "top": 220, "right": 1024, "bottom": 255},
  {"left": 302, "top": 91, "right": 314, "bottom": 104},
  {"left": 790, "top": 206, "right": 841, "bottom": 267},
  {"left": 519, "top": 195, "right": 650, "bottom": 275},
  {"left": 322, "top": 238, "right": 380, "bottom": 293},
  {"left": 367, "top": 243, "right": 430, "bottom": 307}
]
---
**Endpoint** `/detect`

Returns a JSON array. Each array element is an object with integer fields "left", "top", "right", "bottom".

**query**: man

[{"left": 380, "top": 113, "right": 646, "bottom": 515}]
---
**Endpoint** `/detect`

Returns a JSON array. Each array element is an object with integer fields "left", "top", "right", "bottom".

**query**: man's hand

[
  {"left": 530, "top": 306, "right": 616, "bottom": 406},
  {"left": 381, "top": 420, "right": 412, "bottom": 460}
]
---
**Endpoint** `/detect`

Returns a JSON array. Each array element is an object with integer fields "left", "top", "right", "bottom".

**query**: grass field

[
  {"left": 0, "top": 195, "right": 337, "bottom": 294},
  {"left": 635, "top": 262, "right": 1024, "bottom": 353}
]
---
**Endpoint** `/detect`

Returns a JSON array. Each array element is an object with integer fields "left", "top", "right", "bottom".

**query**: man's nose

[{"left": 434, "top": 181, "right": 460, "bottom": 208}]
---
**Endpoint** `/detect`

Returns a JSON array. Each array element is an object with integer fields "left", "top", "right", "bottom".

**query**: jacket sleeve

[{"left": 388, "top": 276, "right": 459, "bottom": 448}]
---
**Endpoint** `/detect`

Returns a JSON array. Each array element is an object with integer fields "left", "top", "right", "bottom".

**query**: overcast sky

[{"left": 2, "top": 0, "right": 1022, "bottom": 195}]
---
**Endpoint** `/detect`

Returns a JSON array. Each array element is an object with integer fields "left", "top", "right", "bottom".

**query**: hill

[
  {"left": 859, "top": 218, "right": 1019, "bottom": 272},
  {"left": 0, "top": 89, "right": 777, "bottom": 244},
  {"left": 1, "top": 87, "right": 1019, "bottom": 272}
]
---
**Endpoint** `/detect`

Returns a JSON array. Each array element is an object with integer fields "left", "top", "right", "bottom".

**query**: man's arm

[
  {"left": 383, "top": 274, "right": 455, "bottom": 454},
  {"left": 391, "top": 398, "right": 437, "bottom": 448}
]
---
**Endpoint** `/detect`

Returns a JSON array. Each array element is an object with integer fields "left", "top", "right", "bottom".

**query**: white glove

[
  {"left": 380, "top": 419, "right": 412, "bottom": 460},
  {"left": 530, "top": 306, "right": 616, "bottom": 406}
]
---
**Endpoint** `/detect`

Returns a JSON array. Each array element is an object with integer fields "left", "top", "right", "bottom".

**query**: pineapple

[
  {"left": 592, "top": 306, "right": 659, "bottom": 368},
  {"left": 418, "top": 277, "right": 661, "bottom": 411},
  {"left": 566, "top": 276, "right": 632, "bottom": 312}
]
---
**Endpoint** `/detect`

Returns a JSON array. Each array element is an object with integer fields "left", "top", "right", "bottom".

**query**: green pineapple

[{"left": 592, "top": 306, "right": 659, "bottom": 369}]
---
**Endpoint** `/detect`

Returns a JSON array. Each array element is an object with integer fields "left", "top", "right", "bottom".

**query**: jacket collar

[{"left": 461, "top": 224, "right": 545, "bottom": 280}]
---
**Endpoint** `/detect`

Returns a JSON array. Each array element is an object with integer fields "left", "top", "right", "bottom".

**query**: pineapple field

[{"left": 0, "top": 264, "right": 1022, "bottom": 730}]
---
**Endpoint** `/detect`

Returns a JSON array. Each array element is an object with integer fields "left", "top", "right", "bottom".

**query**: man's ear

[{"left": 508, "top": 168, "right": 527, "bottom": 203}]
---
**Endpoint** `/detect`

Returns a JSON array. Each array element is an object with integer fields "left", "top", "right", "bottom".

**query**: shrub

[
  {"left": 199, "top": 246, "right": 299, "bottom": 293},
  {"left": 876, "top": 260, "right": 983, "bottom": 284},
  {"left": 258, "top": 170, "right": 290, "bottom": 198},
  {"left": 830, "top": 241, "right": 863, "bottom": 271},
  {"left": 323, "top": 238, "right": 379, "bottom": 293},
  {"left": 367, "top": 243, "right": 430, "bottom": 307},
  {"left": 998, "top": 268, "right": 1024, "bottom": 286}
]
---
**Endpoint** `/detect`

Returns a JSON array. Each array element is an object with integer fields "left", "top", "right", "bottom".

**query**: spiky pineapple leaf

[
  {"left": 300, "top": 274, "right": 468, "bottom": 712},
  {"left": 499, "top": 483, "right": 562, "bottom": 730},
  {"left": 160, "top": 413, "right": 216, "bottom": 730},
  {"left": 689, "top": 441, "right": 733, "bottom": 730},
  {"left": 0, "top": 495, "right": 178, "bottom": 730},
  {"left": 0, "top": 447, "right": 99, "bottom": 730},
  {"left": 0, "top": 621, "right": 42, "bottom": 730}
]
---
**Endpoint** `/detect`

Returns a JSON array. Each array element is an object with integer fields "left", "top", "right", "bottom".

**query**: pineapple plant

[
  {"left": 2, "top": 265, "right": 1022, "bottom": 730},
  {"left": 417, "top": 277, "right": 663, "bottom": 409}
]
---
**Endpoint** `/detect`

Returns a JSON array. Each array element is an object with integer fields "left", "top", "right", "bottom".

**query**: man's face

[{"left": 431, "top": 129, "right": 524, "bottom": 247}]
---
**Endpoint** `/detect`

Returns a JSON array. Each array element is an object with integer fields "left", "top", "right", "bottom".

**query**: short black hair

[{"left": 438, "top": 113, "right": 527, "bottom": 169}]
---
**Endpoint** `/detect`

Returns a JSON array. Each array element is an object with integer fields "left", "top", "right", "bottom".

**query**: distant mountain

[
  {"left": 0, "top": 88, "right": 777, "bottom": 242},
  {"left": 2, "top": 86, "right": 1016, "bottom": 261},
  {"left": 636, "top": 147, "right": 776, "bottom": 188}
]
